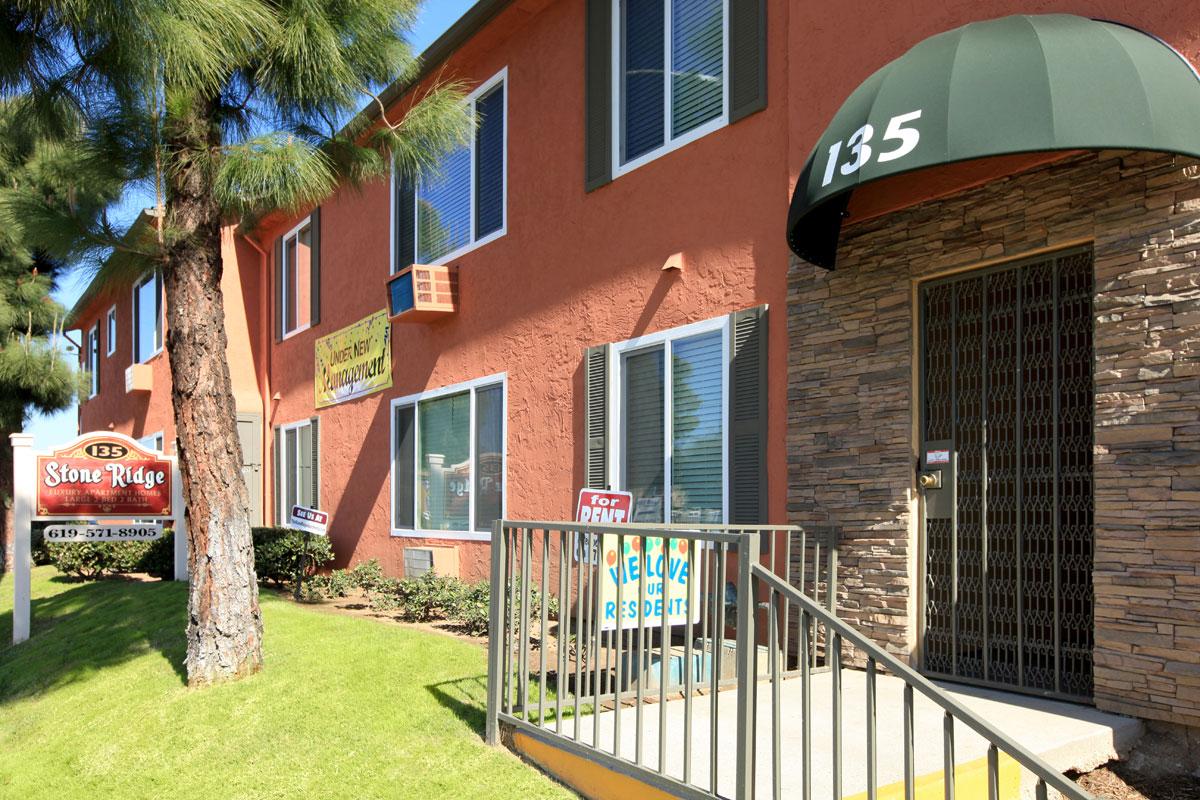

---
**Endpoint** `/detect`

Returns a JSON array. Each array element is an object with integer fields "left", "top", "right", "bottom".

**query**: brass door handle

[{"left": 918, "top": 471, "right": 942, "bottom": 490}]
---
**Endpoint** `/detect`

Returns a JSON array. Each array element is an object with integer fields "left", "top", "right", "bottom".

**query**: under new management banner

[{"left": 315, "top": 309, "right": 392, "bottom": 408}]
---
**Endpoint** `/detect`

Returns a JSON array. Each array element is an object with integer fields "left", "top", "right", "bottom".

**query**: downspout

[{"left": 240, "top": 233, "right": 273, "bottom": 526}]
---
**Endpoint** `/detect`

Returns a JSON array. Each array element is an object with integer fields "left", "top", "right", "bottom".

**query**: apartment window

[
  {"left": 86, "top": 324, "right": 100, "bottom": 398},
  {"left": 616, "top": 0, "right": 727, "bottom": 170},
  {"left": 279, "top": 217, "right": 313, "bottom": 338},
  {"left": 276, "top": 418, "right": 319, "bottom": 519},
  {"left": 105, "top": 306, "right": 117, "bottom": 356},
  {"left": 619, "top": 322, "right": 725, "bottom": 523},
  {"left": 138, "top": 432, "right": 165, "bottom": 453},
  {"left": 393, "top": 71, "right": 507, "bottom": 272},
  {"left": 133, "top": 272, "right": 163, "bottom": 363},
  {"left": 392, "top": 376, "right": 505, "bottom": 539}
]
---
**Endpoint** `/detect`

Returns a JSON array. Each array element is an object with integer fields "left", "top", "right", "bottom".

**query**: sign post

[
  {"left": 10, "top": 431, "right": 188, "bottom": 645},
  {"left": 287, "top": 505, "right": 329, "bottom": 601},
  {"left": 11, "top": 434, "right": 33, "bottom": 644}
]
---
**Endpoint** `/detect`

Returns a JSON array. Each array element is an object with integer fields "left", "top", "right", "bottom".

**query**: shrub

[
  {"left": 251, "top": 527, "right": 334, "bottom": 586},
  {"left": 30, "top": 524, "right": 53, "bottom": 566},
  {"left": 309, "top": 569, "right": 354, "bottom": 598},
  {"left": 139, "top": 530, "right": 176, "bottom": 579},
  {"left": 396, "top": 572, "right": 465, "bottom": 622},
  {"left": 448, "top": 579, "right": 491, "bottom": 636},
  {"left": 348, "top": 559, "right": 386, "bottom": 593}
]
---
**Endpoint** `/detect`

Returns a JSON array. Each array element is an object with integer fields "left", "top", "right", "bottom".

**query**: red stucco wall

[{"left": 77, "top": 0, "right": 1200, "bottom": 585}]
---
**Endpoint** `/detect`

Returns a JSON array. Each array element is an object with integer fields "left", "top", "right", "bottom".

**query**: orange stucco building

[{"left": 71, "top": 0, "right": 1200, "bottom": 734}]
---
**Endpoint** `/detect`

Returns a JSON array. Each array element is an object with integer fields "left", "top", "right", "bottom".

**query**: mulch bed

[{"left": 1076, "top": 763, "right": 1200, "bottom": 800}]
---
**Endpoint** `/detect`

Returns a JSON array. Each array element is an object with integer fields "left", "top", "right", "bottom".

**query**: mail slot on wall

[
  {"left": 387, "top": 263, "right": 458, "bottom": 323},
  {"left": 919, "top": 439, "right": 955, "bottom": 520}
]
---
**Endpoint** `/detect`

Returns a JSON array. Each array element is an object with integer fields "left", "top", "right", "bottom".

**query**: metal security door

[{"left": 919, "top": 248, "right": 1094, "bottom": 700}]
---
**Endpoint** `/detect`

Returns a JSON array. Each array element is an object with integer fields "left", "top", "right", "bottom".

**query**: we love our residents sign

[
  {"left": 314, "top": 309, "right": 392, "bottom": 408},
  {"left": 36, "top": 434, "right": 172, "bottom": 517},
  {"left": 598, "top": 534, "right": 700, "bottom": 632}
]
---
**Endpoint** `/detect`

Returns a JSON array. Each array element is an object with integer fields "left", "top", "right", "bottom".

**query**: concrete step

[{"left": 547, "top": 667, "right": 1143, "bottom": 799}]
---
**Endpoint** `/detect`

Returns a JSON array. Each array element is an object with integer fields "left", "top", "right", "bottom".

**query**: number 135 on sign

[{"left": 821, "top": 109, "right": 923, "bottom": 187}]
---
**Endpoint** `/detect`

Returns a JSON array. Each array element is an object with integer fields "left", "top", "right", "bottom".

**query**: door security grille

[{"left": 919, "top": 248, "right": 1094, "bottom": 700}]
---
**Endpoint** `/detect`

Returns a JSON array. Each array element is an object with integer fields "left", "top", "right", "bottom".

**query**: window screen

[
  {"left": 474, "top": 384, "right": 504, "bottom": 531},
  {"left": 619, "top": 0, "right": 726, "bottom": 166},
  {"left": 623, "top": 347, "right": 665, "bottom": 522},
  {"left": 134, "top": 273, "right": 162, "bottom": 363},
  {"left": 418, "top": 392, "right": 472, "bottom": 531},
  {"left": 395, "top": 74, "right": 506, "bottom": 272},
  {"left": 671, "top": 330, "right": 723, "bottom": 522},
  {"left": 475, "top": 83, "right": 505, "bottom": 240},
  {"left": 394, "top": 405, "right": 416, "bottom": 529}
]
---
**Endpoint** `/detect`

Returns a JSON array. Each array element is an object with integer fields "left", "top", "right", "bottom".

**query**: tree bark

[{"left": 164, "top": 96, "right": 263, "bottom": 686}]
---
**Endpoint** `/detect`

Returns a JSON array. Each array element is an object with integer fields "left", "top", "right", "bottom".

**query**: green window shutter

[
  {"left": 584, "top": 344, "right": 610, "bottom": 489},
  {"left": 585, "top": 0, "right": 612, "bottom": 192},
  {"left": 272, "top": 425, "right": 282, "bottom": 523},
  {"left": 309, "top": 208, "right": 321, "bottom": 327},
  {"left": 309, "top": 417, "right": 320, "bottom": 509},
  {"left": 729, "top": 305, "right": 767, "bottom": 523},
  {"left": 273, "top": 236, "right": 284, "bottom": 341},
  {"left": 728, "top": 0, "right": 767, "bottom": 123}
]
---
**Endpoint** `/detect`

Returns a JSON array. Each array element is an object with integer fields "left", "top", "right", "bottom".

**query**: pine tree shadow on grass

[{"left": 0, "top": 576, "right": 188, "bottom": 704}]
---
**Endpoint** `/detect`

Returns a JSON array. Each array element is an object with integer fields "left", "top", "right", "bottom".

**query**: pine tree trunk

[{"left": 164, "top": 96, "right": 263, "bottom": 686}]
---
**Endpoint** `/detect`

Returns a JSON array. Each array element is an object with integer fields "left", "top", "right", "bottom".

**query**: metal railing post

[
  {"left": 735, "top": 530, "right": 761, "bottom": 800},
  {"left": 485, "top": 519, "right": 507, "bottom": 746}
]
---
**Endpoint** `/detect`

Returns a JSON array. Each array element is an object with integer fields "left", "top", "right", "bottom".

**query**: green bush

[
  {"left": 30, "top": 524, "right": 53, "bottom": 566},
  {"left": 348, "top": 559, "right": 386, "bottom": 593},
  {"left": 448, "top": 579, "right": 491, "bottom": 636},
  {"left": 50, "top": 538, "right": 156, "bottom": 579},
  {"left": 251, "top": 527, "right": 334, "bottom": 586},
  {"left": 396, "top": 571, "right": 465, "bottom": 622},
  {"left": 140, "top": 531, "right": 176, "bottom": 579}
]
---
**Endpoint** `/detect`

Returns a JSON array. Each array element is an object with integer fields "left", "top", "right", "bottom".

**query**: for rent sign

[
  {"left": 315, "top": 309, "right": 392, "bottom": 408},
  {"left": 599, "top": 535, "right": 700, "bottom": 631},
  {"left": 36, "top": 435, "right": 172, "bottom": 518},
  {"left": 573, "top": 489, "right": 632, "bottom": 564}
]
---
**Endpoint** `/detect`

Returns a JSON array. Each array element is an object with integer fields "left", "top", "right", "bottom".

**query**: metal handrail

[
  {"left": 485, "top": 521, "right": 840, "bottom": 799},
  {"left": 753, "top": 565, "right": 1094, "bottom": 800}
]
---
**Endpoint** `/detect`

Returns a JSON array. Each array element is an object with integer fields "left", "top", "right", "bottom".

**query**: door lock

[{"left": 918, "top": 470, "right": 942, "bottom": 490}]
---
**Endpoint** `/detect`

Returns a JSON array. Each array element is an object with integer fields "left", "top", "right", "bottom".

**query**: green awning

[{"left": 787, "top": 15, "right": 1200, "bottom": 269}]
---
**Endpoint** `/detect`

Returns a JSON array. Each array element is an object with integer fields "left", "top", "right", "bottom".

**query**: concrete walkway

[{"left": 558, "top": 669, "right": 1142, "bottom": 798}]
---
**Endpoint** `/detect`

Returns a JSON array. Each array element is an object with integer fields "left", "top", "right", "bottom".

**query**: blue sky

[{"left": 24, "top": 0, "right": 478, "bottom": 449}]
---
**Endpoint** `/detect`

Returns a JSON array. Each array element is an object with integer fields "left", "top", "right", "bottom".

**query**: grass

[{"left": 0, "top": 567, "right": 575, "bottom": 800}]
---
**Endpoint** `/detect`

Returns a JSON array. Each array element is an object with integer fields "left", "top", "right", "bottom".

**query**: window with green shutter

[
  {"left": 585, "top": 0, "right": 764, "bottom": 187},
  {"left": 588, "top": 310, "right": 766, "bottom": 524}
]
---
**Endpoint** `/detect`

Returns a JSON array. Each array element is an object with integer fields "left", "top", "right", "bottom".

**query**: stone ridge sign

[{"left": 36, "top": 434, "right": 172, "bottom": 518}]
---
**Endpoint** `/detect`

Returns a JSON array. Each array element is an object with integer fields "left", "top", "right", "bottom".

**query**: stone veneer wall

[{"left": 787, "top": 151, "right": 1200, "bottom": 727}]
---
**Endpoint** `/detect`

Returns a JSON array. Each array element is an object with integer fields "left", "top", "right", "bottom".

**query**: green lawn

[{"left": 0, "top": 567, "right": 573, "bottom": 800}]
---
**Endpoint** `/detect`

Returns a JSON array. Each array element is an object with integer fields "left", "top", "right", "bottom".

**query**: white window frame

[
  {"left": 277, "top": 418, "right": 317, "bottom": 519},
  {"left": 606, "top": 315, "right": 730, "bottom": 524},
  {"left": 86, "top": 323, "right": 100, "bottom": 398},
  {"left": 138, "top": 432, "right": 165, "bottom": 453},
  {"left": 279, "top": 216, "right": 313, "bottom": 340},
  {"left": 610, "top": 0, "right": 731, "bottom": 180},
  {"left": 105, "top": 306, "right": 117, "bottom": 357},
  {"left": 389, "top": 372, "right": 508, "bottom": 542},
  {"left": 132, "top": 272, "right": 163, "bottom": 364},
  {"left": 390, "top": 68, "right": 509, "bottom": 274}
]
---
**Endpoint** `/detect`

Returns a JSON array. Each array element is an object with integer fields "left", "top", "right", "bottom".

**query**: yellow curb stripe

[{"left": 843, "top": 752, "right": 1022, "bottom": 800}]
